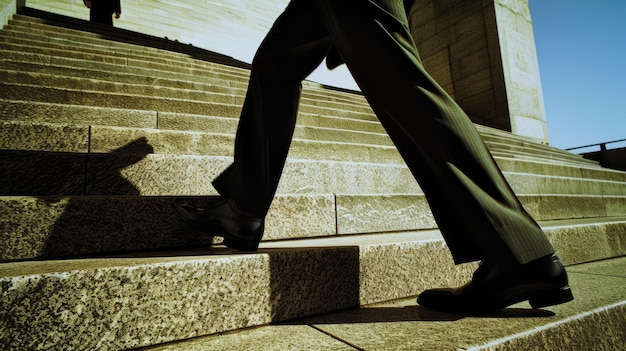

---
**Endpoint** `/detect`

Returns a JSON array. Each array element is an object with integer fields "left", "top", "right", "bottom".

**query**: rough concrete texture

[
  {"left": 0, "top": 82, "right": 238, "bottom": 117},
  {"left": 136, "top": 257, "right": 626, "bottom": 351},
  {"left": 0, "top": 150, "right": 86, "bottom": 196},
  {"left": 86, "top": 155, "right": 418, "bottom": 196},
  {"left": 544, "top": 218, "right": 626, "bottom": 265},
  {"left": 0, "top": 99, "right": 158, "bottom": 129},
  {"left": 3, "top": 235, "right": 623, "bottom": 350},
  {"left": 0, "top": 194, "right": 336, "bottom": 261},
  {"left": 0, "top": 244, "right": 362, "bottom": 350},
  {"left": 0, "top": 254, "right": 273, "bottom": 350},
  {"left": 518, "top": 194, "right": 626, "bottom": 221},
  {"left": 336, "top": 195, "right": 436, "bottom": 234},
  {"left": 0, "top": 121, "right": 88, "bottom": 152},
  {"left": 358, "top": 238, "right": 477, "bottom": 304},
  {"left": 279, "top": 160, "right": 421, "bottom": 195},
  {"left": 89, "top": 125, "right": 236, "bottom": 156},
  {"left": 2, "top": 192, "right": 625, "bottom": 262}
]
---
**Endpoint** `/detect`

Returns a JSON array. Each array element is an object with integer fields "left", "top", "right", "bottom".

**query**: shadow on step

[
  {"left": 1, "top": 137, "right": 220, "bottom": 261},
  {"left": 0, "top": 137, "right": 155, "bottom": 196},
  {"left": 288, "top": 305, "right": 556, "bottom": 325}
]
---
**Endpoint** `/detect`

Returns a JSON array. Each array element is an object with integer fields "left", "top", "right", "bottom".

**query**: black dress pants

[
  {"left": 213, "top": 0, "right": 555, "bottom": 265},
  {"left": 88, "top": 0, "right": 120, "bottom": 25}
]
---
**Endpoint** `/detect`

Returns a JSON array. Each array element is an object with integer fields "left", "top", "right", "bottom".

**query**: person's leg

[
  {"left": 313, "top": 0, "right": 572, "bottom": 312},
  {"left": 90, "top": 6, "right": 114, "bottom": 25},
  {"left": 174, "top": 0, "right": 335, "bottom": 250},
  {"left": 313, "top": 0, "right": 553, "bottom": 266},
  {"left": 212, "top": 0, "right": 333, "bottom": 218}
]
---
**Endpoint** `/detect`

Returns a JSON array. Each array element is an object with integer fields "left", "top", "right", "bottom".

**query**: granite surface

[
  {"left": 0, "top": 194, "right": 338, "bottom": 261},
  {"left": 138, "top": 257, "right": 626, "bottom": 350}
]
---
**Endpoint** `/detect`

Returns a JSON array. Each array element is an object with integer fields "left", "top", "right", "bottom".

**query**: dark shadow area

[
  {"left": 268, "top": 245, "right": 361, "bottom": 322},
  {"left": 581, "top": 146, "right": 626, "bottom": 172},
  {"left": 0, "top": 149, "right": 86, "bottom": 196},
  {"left": 278, "top": 304, "right": 555, "bottom": 325},
  {"left": 38, "top": 138, "right": 213, "bottom": 259},
  {"left": 0, "top": 137, "right": 220, "bottom": 262}
]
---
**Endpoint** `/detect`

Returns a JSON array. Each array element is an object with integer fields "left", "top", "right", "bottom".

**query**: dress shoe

[
  {"left": 173, "top": 199, "right": 264, "bottom": 251},
  {"left": 417, "top": 254, "right": 574, "bottom": 314}
]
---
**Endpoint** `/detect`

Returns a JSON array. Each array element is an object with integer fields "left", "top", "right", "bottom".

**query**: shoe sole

[
  {"left": 417, "top": 284, "right": 575, "bottom": 314},
  {"left": 529, "top": 286, "right": 574, "bottom": 309}
]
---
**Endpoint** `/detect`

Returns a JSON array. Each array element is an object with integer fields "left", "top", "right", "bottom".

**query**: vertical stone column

[
  {"left": 0, "top": 0, "right": 18, "bottom": 29},
  {"left": 408, "top": 0, "right": 548, "bottom": 143}
]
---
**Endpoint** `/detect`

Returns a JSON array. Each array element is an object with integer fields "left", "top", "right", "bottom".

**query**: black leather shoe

[
  {"left": 417, "top": 254, "right": 574, "bottom": 314},
  {"left": 173, "top": 199, "right": 264, "bottom": 251}
]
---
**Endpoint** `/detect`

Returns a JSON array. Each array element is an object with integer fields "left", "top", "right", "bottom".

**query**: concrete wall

[{"left": 0, "top": 0, "right": 17, "bottom": 29}]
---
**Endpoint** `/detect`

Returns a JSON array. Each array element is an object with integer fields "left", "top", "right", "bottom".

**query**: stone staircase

[{"left": 1, "top": 11, "right": 625, "bottom": 350}]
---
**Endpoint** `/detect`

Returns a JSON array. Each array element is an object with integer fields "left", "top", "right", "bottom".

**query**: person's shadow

[
  {"left": 295, "top": 304, "right": 556, "bottom": 325},
  {"left": 0, "top": 137, "right": 212, "bottom": 261},
  {"left": 41, "top": 137, "right": 220, "bottom": 259}
]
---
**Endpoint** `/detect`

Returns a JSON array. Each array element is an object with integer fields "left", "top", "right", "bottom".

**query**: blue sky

[{"left": 528, "top": 0, "right": 626, "bottom": 151}]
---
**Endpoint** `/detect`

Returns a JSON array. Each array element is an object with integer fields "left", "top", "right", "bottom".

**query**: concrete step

[
  {"left": 2, "top": 148, "right": 625, "bottom": 198},
  {"left": 1, "top": 18, "right": 371, "bottom": 106},
  {"left": 7, "top": 14, "right": 252, "bottom": 63},
  {"left": 0, "top": 98, "right": 385, "bottom": 135},
  {"left": 6, "top": 14, "right": 368, "bottom": 104},
  {"left": 490, "top": 150, "right": 598, "bottom": 170},
  {"left": 0, "top": 121, "right": 400, "bottom": 163},
  {"left": 484, "top": 139, "right": 597, "bottom": 167},
  {"left": 0, "top": 21, "right": 604, "bottom": 170},
  {"left": 144, "top": 257, "right": 626, "bottom": 351},
  {"left": 0, "top": 97, "right": 609, "bottom": 172},
  {"left": 477, "top": 126, "right": 598, "bottom": 166},
  {"left": 1, "top": 192, "right": 624, "bottom": 261},
  {"left": 1, "top": 226, "right": 624, "bottom": 350},
  {"left": 0, "top": 60, "right": 596, "bottom": 167},
  {"left": 3, "top": 120, "right": 611, "bottom": 180},
  {"left": 494, "top": 156, "right": 626, "bottom": 182},
  {"left": 0, "top": 79, "right": 375, "bottom": 122},
  {"left": 0, "top": 67, "right": 599, "bottom": 169},
  {"left": 6, "top": 13, "right": 368, "bottom": 108},
  {"left": 3, "top": 119, "right": 624, "bottom": 199},
  {"left": 0, "top": 25, "right": 253, "bottom": 80},
  {"left": 0, "top": 62, "right": 374, "bottom": 116}
]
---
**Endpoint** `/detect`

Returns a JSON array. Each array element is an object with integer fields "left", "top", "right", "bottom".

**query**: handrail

[{"left": 565, "top": 138, "right": 626, "bottom": 151}]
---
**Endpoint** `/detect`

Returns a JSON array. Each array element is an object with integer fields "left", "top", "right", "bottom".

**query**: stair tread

[
  {"left": 0, "top": 118, "right": 606, "bottom": 170},
  {"left": 3, "top": 216, "right": 625, "bottom": 278},
  {"left": 144, "top": 257, "right": 626, "bottom": 351},
  {"left": 2, "top": 228, "right": 624, "bottom": 350}
]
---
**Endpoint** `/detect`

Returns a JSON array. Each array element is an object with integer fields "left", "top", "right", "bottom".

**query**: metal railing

[{"left": 565, "top": 138, "right": 626, "bottom": 152}]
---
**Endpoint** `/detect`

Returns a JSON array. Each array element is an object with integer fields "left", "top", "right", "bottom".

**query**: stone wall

[
  {"left": 408, "top": 0, "right": 547, "bottom": 142},
  {"left": 0, "top": 0, "right": 17, "bottom": 28},
  {"left": 493, "top": 0, "right": 547, "bottom": 142}
]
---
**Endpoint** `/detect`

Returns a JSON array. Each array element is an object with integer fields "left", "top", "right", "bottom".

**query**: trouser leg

[
  {"left": 313, "top": 0, "right": 554, "bottom": 264},
  {"left": 90, "top": 8, "right": 114, "bottom": 25},
  {"left": 213, "top": 1, "right": 332, "bottom": 218}
]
